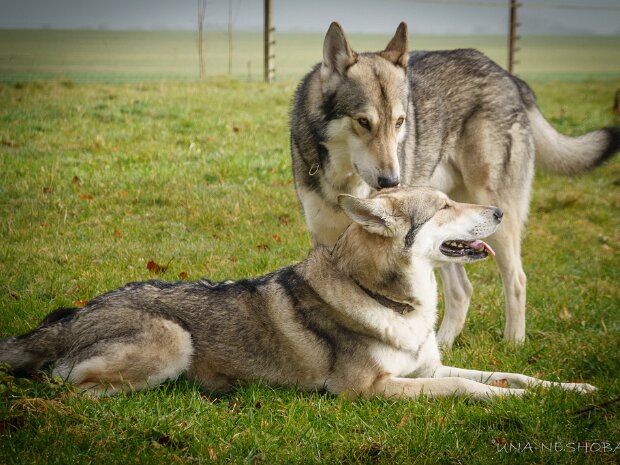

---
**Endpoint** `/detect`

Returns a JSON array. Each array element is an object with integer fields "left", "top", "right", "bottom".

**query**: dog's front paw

[{"left": 561, "top": 382, "right": 597, "bottom": 394}]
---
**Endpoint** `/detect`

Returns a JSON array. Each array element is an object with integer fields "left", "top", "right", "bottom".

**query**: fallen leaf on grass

[
  {"left": 73, "top": 299, "right": 89, "bottom": 307},
  {"left": 278, "top": 215, "right": 290, "bottom": 226},
  {"left": 179, "top": 271, "right": 189, "bottom": 279},
  {"left": 489, "top": 379, "right": 509, "bottom": 388},
  {"left": 42, "top": 186, "right": 53, "bottom": 194},
  {"left": 79, "top": 193, "right": 94, "bottom": 200},
  {"left": 113, "top": 228, "right": 122, "bottom": 238},
  {"left": 147, "top": 260, "right": 168, "bottom": 274},
  {"left": 256, "top": 244, "right": 270, "bottom": 251},
  {"left": 208, "top": 447, "right": 217, "bottom": 461},
  {"left": 72, "top": 176, "right": 81, "bottom": 185},
  {"left": 228, "top": 256, "right": 238, "bottom": 263},
  {"left": 232, "top": 126, "right": 241, "bottom": 133},
  {"left": 272, "top": 234, "right": 282, "bottom": 242}
]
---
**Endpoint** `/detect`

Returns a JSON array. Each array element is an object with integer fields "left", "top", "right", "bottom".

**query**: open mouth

[{"left": 440, "top": 239, "right": 495, "bottom": 259}]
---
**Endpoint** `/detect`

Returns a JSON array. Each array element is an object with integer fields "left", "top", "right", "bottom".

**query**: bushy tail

[
  {"left": 0, "top": 307, "right": 77, "bottom": 375},
  {"left": 527, "top": 107, "right": 620, "bottom": 176},
  {"left": 510, "top": 75, "right": 619, "bottom": 175}
]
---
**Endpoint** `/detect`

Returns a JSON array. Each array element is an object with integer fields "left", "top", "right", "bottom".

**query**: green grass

[
  {"left": 0, "top": 30, "right": 619, "bottom": 82},
  {"left": 0, "top": 77, "right": 619, "bottom": 464}
]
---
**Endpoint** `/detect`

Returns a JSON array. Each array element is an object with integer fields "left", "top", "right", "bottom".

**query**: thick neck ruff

[{"left": 352, "top": 279, "right": 415, "bottom": 315}]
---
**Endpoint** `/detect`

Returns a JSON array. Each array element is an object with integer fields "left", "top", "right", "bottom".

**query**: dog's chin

[{"left": 438, "top": 239, "right": 494, "bottom": 262}]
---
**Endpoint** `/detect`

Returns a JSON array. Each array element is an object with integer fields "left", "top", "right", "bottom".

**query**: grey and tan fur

[
  {"left": 0, "top": 187, "right": 595, "bottom": 399},
  {"left": 290, "top": 22, "right": 620, "bottom": 347}
]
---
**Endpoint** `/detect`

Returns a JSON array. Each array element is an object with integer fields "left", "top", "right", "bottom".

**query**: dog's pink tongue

[{"left": 468, "top": 240, "right": 495, "bottom": 257}]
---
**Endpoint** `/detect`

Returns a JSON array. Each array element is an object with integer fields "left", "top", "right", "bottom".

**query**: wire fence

[{"left": 197, "top": 0, "right": 620, "bottom": 81}]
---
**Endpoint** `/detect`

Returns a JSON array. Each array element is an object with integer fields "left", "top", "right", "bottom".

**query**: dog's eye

[
  {"left": 395, "top": 117, "right": 405, "bottom": 128},
  {"left": 357, "top": 118, "right": 371, "bottom": 130},
  {"left": 442, "top": 203, "right": 450, "bottom": 210}
]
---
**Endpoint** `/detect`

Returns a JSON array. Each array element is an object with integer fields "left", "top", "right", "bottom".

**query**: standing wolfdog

[
  {"left": 0, "top": 188, "right": 595, "bottom": 398},
  {"left": 290, "top": 22, "right": 619, "bottom": 347}
]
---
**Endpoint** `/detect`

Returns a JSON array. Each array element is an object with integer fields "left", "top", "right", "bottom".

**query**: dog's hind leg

[
  {"left": 456, "top": 107, "right": 534, "bottom": 343},
  {"left": 487, "top": 215, "right": 527, "bottom": 343},
  {"left": 434, "top": 365, "right": 596, "bottom": 394},
  {"left": 53, "top": 318, "right": 193, "bottom": 396},
  {"left": 436, "top": 263, "right": 473, "bottom": 347}
]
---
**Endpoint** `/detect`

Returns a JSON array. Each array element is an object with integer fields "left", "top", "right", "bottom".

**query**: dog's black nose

[
  {"left": 493, "top": 208, "right": 503, "bottom": 221},
  {"left": 377, "top": 176, "right": 400, "bottom": 189}
]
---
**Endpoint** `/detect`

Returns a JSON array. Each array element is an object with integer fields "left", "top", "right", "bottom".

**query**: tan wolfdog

[{"left": 0, "top": 187, "right": 595, "bottom": 398}]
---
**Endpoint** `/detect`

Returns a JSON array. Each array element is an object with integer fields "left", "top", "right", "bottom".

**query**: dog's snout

[
  {"left": 377, "top": 175, "right": 400, "bottom": 189},
  {"left": 493, "top": 208, "right": 503, "bottom": 222}
]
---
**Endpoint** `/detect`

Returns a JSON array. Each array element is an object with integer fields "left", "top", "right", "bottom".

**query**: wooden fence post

[{"left": 508, "top": 0, "right": 521, "bottom": 74}]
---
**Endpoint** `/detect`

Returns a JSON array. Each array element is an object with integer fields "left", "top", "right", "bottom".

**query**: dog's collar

[{"left": 353, "top": 280, "right": 415, "bottom": 315}]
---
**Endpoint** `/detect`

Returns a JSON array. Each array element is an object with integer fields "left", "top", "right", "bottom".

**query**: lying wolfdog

[
  {"left": 0, "top": 188, "right": 595, "bottom": 399},
  {"left": 290, "top": 22, "right": 619, "bottom": 347}
]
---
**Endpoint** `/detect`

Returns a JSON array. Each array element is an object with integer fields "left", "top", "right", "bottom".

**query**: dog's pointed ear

[
  {"left": 381, "top": 22, "right": 408, "bottom": 68},
  {"left": 338, "top": 195, "right": 395, "bottom": 237},
  {"left": 322, "top": 22, "right": 357, "bottom": 78}
]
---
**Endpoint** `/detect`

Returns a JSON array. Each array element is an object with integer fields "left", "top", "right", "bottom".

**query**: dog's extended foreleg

[
  {"left": 434, "top": 366, "right": 596, "bottom": 394},
  {"left": 436, "top": 263, "right": 473, "bottom": 347},
  {"left": 367, "top": 374, "right": 525, "bottom": 400}
]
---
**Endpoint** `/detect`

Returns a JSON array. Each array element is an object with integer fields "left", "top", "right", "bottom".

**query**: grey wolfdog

[
  {"left": 290, "top": 22, "right": 619, "bottom": 347},
  {"left": 0, "top": 188, "right": 595, "bottom": 398}
]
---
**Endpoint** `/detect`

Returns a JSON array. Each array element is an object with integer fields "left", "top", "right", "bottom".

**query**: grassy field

[
  {"left": 0, "top": 52, "right": 619, "bottom": 462},
  {"left": 0, "top": 30, "right": 619, "bottom": 82}
]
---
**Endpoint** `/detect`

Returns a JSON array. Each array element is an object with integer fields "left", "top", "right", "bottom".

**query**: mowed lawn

[{"left": 0, "top": 73, "right": 619, "bottom": 461}]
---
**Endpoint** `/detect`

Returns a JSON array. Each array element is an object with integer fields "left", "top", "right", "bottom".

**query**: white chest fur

[{"left": 369, "top": 266, "right": 442, "bottom": 377}]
